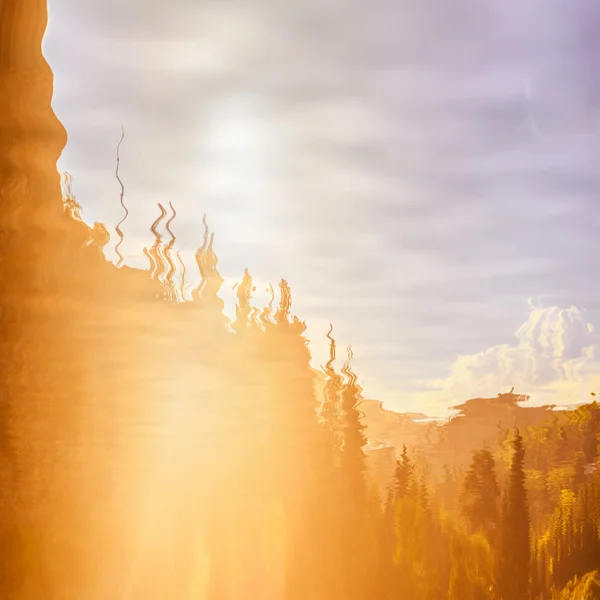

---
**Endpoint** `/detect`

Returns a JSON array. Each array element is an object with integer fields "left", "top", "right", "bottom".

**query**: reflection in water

[
  {"left": 8, "top": 3, "right": 600, "bottom": 600},
  {"left": 114, "top": 125, "right": 127, "bottom": 269},
  {"left": 15, "top": 3, "right": 592, "bottom": 600},
  {"left": 0, "top": 3, "right": 377, "bottom": 599}
]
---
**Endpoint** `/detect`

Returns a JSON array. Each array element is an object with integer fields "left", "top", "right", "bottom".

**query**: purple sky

[{"left": 44, "top": 0, "right": 600, "bottom": 413}]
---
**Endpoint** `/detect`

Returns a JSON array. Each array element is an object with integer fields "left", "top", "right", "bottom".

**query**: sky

[{"left": 44, "top": 0, "right": 600, "bottom": 415}]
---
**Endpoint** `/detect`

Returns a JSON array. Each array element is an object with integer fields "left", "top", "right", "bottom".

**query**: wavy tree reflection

[{"left": 4, "top": 3, "right": 600, "bottom": 600}]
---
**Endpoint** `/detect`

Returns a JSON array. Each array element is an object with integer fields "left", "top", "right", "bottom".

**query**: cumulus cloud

[{"left": 417, "top": 305, "right": 600, "bottom": 413}]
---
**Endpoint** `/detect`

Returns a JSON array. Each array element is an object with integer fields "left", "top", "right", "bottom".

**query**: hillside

[{"left": 361, "top": 389, "right": 567, "bottom": 486}]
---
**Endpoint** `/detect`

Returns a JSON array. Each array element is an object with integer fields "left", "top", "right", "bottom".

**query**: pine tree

[
  {"left": 552, "top": 426, "right": 569, "bottom": 468},
  {"left": 575, "top": 483, "right": 600, "bottom": 580},
  {"left": 495, "top": 429, "right": 531, "bottom": 600},
  {"left": 580, "top": 402, "right": 599, "bottom": 464},
  {"left": 394, "top": 446, "right": 412, "bottom": 500},
  {"left": 377, "top": 489, "right": 397, "bottom": 600},
  {"left": 459, "top": 449, "right": 500, "bottom": 540},
  {"left": 378, "top": 446, "right": 413, "bottom": 600},
  {"left": 338, "top": 346, "right": 373, "bottom": 600},
  {"left": 555, "top": 570, "right": 600, "bottom": 599}
]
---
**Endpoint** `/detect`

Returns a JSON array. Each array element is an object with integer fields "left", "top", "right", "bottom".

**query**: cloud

[
  {"left": 412, "top": 304, "right": 600, "bottom": 413},
  {"left": 45, "top": 0, "right": 600, "bottom": 414}
]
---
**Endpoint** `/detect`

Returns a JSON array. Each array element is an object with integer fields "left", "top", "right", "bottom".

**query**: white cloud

[{"left": 414, "top": 304, "right": 600, "bottom": 412}]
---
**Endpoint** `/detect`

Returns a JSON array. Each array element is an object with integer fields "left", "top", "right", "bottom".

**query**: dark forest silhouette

[{"left": 2, "top": 1, "right": 600, "bottom": 599}]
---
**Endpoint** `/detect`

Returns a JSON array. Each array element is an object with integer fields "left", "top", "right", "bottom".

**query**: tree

[
  {"left": 495, "top": 429, "right": 531, "bottom": 600},
  {"left": 552, "top": 426, "right": 570, "bottom": 467},
  {"left": 448, "top": 532, "right": 493, "bottom": 600},
  {"left": 555, "top": 570, "right": 600, "bottom": 599},
  {"left": 459, "top": 449, "right": 500, "bottom": 540},
  {"left": 394, "top": 446, "right": 412, "bottom": 500}
]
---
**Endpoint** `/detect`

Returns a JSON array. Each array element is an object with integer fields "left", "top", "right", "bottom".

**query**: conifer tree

[
  {"left": 495, "top": 429, "right": 531, "bottom": 600},
  {"left": 459, "top": 449, "right": 500, "bottom": 539},
  {"left": 575, "top": 483, "right": 600, "bottom": 580},
  {"left": 377, "top": 488, "right": 397, "bottom": 600},
  {"left": 394, "top": 445, "right": 412, "bottom": 500},
  {"left": 582, "top": 403, "right": 600, "bottom": 463},
  {"left": 555, "top": 570, "right": 600, "bottom": 599},
  {"left": 338, "top": 347, "right": 374, "bottom": 600},
  {"left": 378, "top": 446, "right": 413, "bottom": 600},
  {"left": 340, "top": 346, "right": 368, "bottom": 499},
  {"left": 552, "top": 426, "right": 569, "bottom": 468},
  {"left": 321, "top": 325, "right": 343, "bottom": 458}
]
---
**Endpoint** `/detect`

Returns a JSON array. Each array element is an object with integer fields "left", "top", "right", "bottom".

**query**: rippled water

[{"left": 0, "top": 8, "right": 352, "bottom": 600}]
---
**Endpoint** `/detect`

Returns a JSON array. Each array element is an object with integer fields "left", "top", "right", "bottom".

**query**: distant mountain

[{"left": 361, "top": 390, "right": 564, "bottom": 482}]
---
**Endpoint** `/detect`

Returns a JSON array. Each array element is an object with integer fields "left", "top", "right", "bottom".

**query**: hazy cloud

[
  {"left": 413, "top": 305, "right": 600, "bottom": 414},
  {"left": 45, "top": 0, "right": 600, "bottom": 412}
]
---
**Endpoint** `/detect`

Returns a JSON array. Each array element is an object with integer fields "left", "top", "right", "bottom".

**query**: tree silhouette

[
  {"left": 459, "top": 449, "right": 499, "bottom": 540},
  {"left": 495, "top": 429, "right": 531, "bottom": 600}
]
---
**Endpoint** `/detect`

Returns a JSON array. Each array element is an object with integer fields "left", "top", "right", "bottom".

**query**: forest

[{"left": 4, "top": 181, "right": 600, "bottom": 599}]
